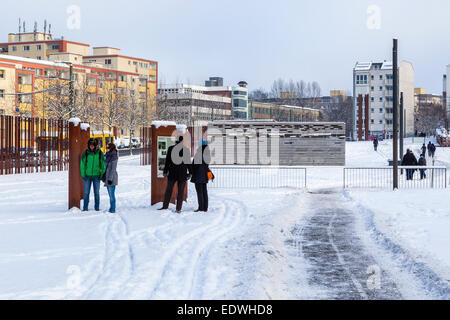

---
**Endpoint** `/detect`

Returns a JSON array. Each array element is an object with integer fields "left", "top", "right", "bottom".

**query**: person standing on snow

[
  {"left": 421, "top": 144, "right": 427, "bottom": 157},
  {"left": 80, "top": 138, "right": 106, "bottom": 212},
  {"left": 373, "top": 137, "right": 379, "bottom": 151},
  {"left": 159, "top": 136, "right": 191, "bottom": 213},
  {"left": 191, "top": 139, "right": 211, "bottom": 212},
  {"left": 401, "top": 149, "right": 418, "bottom": 181},
  {"left": 427, "top": 141, "right": 432, "bottom": 157},
  {"left": 431, "top": 143, "right": 436, "bottom": 158},
  {"left": 104, "top": 143, "right": 118, "bottom": 213},
  {"left": 418, "top": 153, "right": 427, "bottom": 180}
]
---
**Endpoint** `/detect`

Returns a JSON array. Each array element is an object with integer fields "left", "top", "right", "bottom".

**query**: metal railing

[
  {"left": 209, "top": 166, "right": 307, "bottom": 189},
  {"left": 344, "top": 166, "right": 447, "bottom": 189}
]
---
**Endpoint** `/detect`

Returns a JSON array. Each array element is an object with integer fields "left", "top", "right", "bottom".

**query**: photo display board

[{"left": 157, "top": 136, "right": 175, "bottom": 178}]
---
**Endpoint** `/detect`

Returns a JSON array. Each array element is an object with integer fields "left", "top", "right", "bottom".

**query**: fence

[
  {"left": 344, "top": 167, "right": 447, "bottom": 189},
  {"left": 209, "top": 166, "right": 307, "bottom": 189},
  {"left": 140, "top": 127, "right": 152, "bottom": 166},
  {"left": 0, "top": 115, "right": 69, "bottom": 175}
]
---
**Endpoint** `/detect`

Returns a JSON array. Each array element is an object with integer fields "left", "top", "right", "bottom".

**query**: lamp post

[{"left": 62, "top": 61, "right": 74, "bottom": 118}]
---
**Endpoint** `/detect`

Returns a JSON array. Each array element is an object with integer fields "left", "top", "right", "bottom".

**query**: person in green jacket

[{"left": 80, "top": 138, "right": 106, "bottom": 212}]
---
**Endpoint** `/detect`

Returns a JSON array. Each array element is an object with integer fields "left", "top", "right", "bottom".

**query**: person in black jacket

[
  {"left": 373, "top": 137, "right": 379, "bottom": 151},
  {"left": 401, "top": 149, "right": 418, "bottom": 180},
  {"left": 418, "top": 153, "right": 427, "bottom": 180},
  {"left": 427, "top": 141, "right": 432, "bottom": 157},
  {"left": 431, "top": 143, "right": 436, "bottom": 158},
  {"left": 191, "top": 139, "right": 211, "bottom": 212},
  {"left": 421, "top": 144, "right": 427, "bottom": 157},
  {"left": 158, "top": 136, "right": 191, "bottom": 213}
]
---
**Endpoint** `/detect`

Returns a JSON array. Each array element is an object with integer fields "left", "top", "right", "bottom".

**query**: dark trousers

[
  {"left": 420, "top": 169, "right": 426, "bottom": 179},
  {"left": 162, "top": 179, "right": 186, "bottom": 211},
  {"left": 406, "top": 169, "right": 415, "bottom": 180},
  {"left": 195, "top": 183, "right": 208, "bottom": 211}
]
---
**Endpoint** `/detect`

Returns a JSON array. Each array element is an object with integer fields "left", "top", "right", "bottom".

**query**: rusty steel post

[
  {"left": 365, "top": 94, "right": 370, "bottom": 141},
  {"left": 358, "top": 94, "right": 363, "bottom": 141},
  {"left": 79, "top": 124, "right": 90, "bottom": 201},
  {"left": 68, "top": 121, "right": 82, "bottom": 210}
]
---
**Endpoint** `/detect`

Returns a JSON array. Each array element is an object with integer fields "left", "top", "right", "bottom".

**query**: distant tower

[{"left": 238, "top": 81, "right": 248, "bottom": 88}]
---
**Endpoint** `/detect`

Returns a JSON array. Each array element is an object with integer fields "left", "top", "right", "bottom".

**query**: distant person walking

[
  {"left": 401, "top": 149, "right": 418, "bottom": 181},
  {"left": 373, "top": 137, "right": 379, "bottom": 151},
  {"left": 191, "top": 139, "right": 211, "bottom": 212},
  {"left": 81, "top": 138, "right": 106, "bottom": 212},
  {"left": 431, "top": 143, "right": 436, "bottom": 158},
  {"left": 427, "top": 141, "right": 432, "bottom": 157},
  {"left": 104, "top": 143, "right": 118, "bottom": 213},
  {"left": 418, "top": 153, "right": 427, "bottom": 180},
  {"left": 421, "top": 144, "right": 427, "bottom": 157},
  {"left": 159, "top": 136, "right": 191, "bottom": 213}
]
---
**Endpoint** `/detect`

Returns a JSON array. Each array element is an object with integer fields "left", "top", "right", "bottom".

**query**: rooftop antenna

[
  {"left": 23, "top": 21, "right": 26, "bottom": 33},
  {"left": 48, "top": 23, "right": 52, "bottom": 35},
  {"left": 34, "top": 21, "right": 37, "bottom": 40},
  {"left": 44, "top": 19, "right": 47, "bottom": 35}
]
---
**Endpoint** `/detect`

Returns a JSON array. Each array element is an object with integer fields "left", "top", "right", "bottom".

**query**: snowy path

[{"left": 291, "top": 189, "right": 402, "bottom": 300}]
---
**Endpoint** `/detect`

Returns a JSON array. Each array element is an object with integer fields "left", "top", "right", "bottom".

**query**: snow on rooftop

[
  {"left": 0, "top": 54, "right": 69, "bottom": 68},
  {"left": 68, "top": 118, "right": 81, "bottom": 126},
  {"left": 80, "top": 123, "right": 90, "bottom": 131},
  {"left": 152, "top": 121, "right": 177, "bottom": 128}
]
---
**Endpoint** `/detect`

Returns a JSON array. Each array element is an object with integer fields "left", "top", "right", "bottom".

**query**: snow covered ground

[{"left": 1, "top": 140, "right": 450, "bottom": 300}]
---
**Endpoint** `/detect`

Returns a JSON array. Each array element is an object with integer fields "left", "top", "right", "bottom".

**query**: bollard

[{"left": 68, "top": 119, "right": 82, "bottom": 210}]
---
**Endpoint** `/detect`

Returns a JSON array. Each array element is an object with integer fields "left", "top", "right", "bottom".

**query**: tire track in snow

[{"left": 147, "top": 198, "right": 245, "bottom": 299}]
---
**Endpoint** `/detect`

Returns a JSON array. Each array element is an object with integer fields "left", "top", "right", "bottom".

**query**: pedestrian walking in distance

[
  {"left": 431, "top": 143, "right": 436, "bottom": 158},
  {"left": 159, "top": 136, "right": 191, "bottom": 213},
  {"left": 418, "top": 153, "right": 427, "bottom": 180},
  {"left": 80, "top": 138, "right": 106, "bottom": 212},
  {"left": 104, "top": 142, "right": 119, "bottom": 213},
  {"left": 373, "top": 137, "right": 379, "bottom": 151},
  {"left": 427, "top": 141, "right": 432, "bottom": 158},
  {"left": 421, "top": 144, "right": 427, "bottom": 157},
  {"left": 401, "top": 149, "right": 418, "bottom": 181},
  {"left": 191, "top": 139, "right": 211, "bottom": 212}
]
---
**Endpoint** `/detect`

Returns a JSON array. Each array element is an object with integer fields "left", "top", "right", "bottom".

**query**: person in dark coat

[
  {"left": 421, "top": 144, "right": 427, "bottom": 157},
  {"left": 401, "top": 149, "right": 418, "bottom": 180},
  {"left": 427, "top": 141, "right": 432, "bottom": 157},
  {"left": 104, "top": 143, "right": 118, "bottom": 213},
  {"left": 191, "top": 140, "right": 211, "bottom": 212},
  {"left": 418, "top": 153, "right": 427, "bottom": 180},
  {"left": 373, "top": 137, "right": 379, "bottom": 151},
  {"left": 431, "top": 143, "right": 436, "bottom": 158},
  {"left": 158, "top": 136, "right": 191, "bottom": 213}
]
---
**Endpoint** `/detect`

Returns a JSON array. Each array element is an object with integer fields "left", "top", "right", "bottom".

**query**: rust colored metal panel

[
  {"left": 358, "top": 94, "right": 363, "bottom": 141},
  {"left": 0, "top": 116, "right": 3, "bottom": 175},
  {"left": 79, "top": 125, "right": 91, "bottom": 201},
  {"left": 68, "top": 122, "right": 82, "bottom": 210},
  {"left": 151, "top": 125, "right": 189, "bottom": 206},
  {"left": 365, "top": 94, "right": 370, "bottom": 141}
]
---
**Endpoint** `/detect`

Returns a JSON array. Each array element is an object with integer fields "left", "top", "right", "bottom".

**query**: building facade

[
  {"left": 158, "top": 83, "right": 232, "bottom": 126},
  {"left": 0, "top": 31, "right": 158, "bottom": 133},
  {"left": 248, "top": 101, "right": 320, "bottom": 122},
  {"left": 205, "top": 77, "right": 248, "bottom": 119},
  {"left": 353, "top": 61, "right": 415, "bottom": 139}
]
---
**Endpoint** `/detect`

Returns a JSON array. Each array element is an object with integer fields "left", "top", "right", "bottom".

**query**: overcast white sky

[{"left": 2, "top": 0, "right": 450, "bottom": 95}]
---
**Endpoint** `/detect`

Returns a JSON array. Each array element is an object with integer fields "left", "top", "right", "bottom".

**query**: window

[
  {"left": 105, "top": 59, "right": 112, "bottom": 65},
  {"left": 379, "top": 108, "right": 383, "bottom": 113},
  {"left": 12, "top": 46, "right": 17, "bottom": 52},
  {"left": 371, "top": 86, "right": 374, "bottom": 91},
  {"left": 379, "top": 86, "right": 383, "bottom": 91},
  {"left": 387, "top": 74, "right": 393, "bottom": 80},
  {"left": 371, "top": 75, "right": 374, "bottom": 80},
  {"left": 128, "top": 61, "right": 131, "bottom": 65},
  {"left": 37, "top": 56, "right": 41, "bottom": 60},
  {"left": 0, "top": 89, "right": 4, "bottom": 98},
  {"left": 51, "top": 44, "right": 59, "bottom": 50},
  {"left": 37, "top": 45, "right": 41, "bottom": 51},
  {"left": 371, "top": 108, "right": 374, "bottom": 113},
  {"left": 0, "top": 70, "right": 4, "bottom": 79},
  {"left": 371, "top": 97, "right": 374, "bottom": 102},
  {"left": 98, "top": 96, "right": 104, "bottom": 103},
  {"left": 356, "top": 75, "right": 368, "bottom": 85},
  {"left": 379, "top": 120, "right": 383, "bottom": 124},
  {"left": 24, "top": 45, "right": 30, "bottom": 51},
  {"left": 379, "top": 97, "right": 383, "bottom": 102},
  {"left": 379, "top": 75, "right": 383, "bottom": 80},
  {"left": 371, "top": 119, "right": 374, "bottom": 124}
]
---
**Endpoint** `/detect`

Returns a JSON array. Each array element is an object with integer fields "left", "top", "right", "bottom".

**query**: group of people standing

[
  {"left": 158, "top": 136, "right": 211, "bottom": 213},
  {"left": 402, "top": 142, "right": 437, "bottom": 181},
  {"left": 80, "top": 138, "right": 118, "bottom": 213},
  {"left": 79, "top": 136, "right": 210, "bottom": 214}
]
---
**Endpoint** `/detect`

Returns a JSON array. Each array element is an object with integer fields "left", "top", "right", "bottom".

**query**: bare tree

[{"left": 415, "top": 103, "right": 445, "bottom": 136}]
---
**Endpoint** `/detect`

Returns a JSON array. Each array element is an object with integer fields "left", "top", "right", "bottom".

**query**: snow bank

[{"left": 152, "top": 121, "right": 176, "bottom": 128}]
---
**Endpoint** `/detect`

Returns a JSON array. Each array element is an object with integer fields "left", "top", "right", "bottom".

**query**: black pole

[
  {"left": 400, "top": 92, "right": 404, "bottom": 158},
  {"left": 69, "top": 64, "right": 74, "bottom": 117},
  {"left": 393, "top": 39, "right": 399, "bottom": 190}
]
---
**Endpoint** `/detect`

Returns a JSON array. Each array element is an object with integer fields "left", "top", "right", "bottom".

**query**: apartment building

[
  {"left": 0, "top": 31, "right": 158, "bottom": 126},
  {"left": 353, "top": 61, "right": 415, "bottom": 139},
  {"left": 248, "top": 101, "right": 321, "bottom": 122},
  {"left": 158, "top": 83, "right": 232, "bottom": 126},
  {"left": 205, "top": 77, "right": 249, "bottom": 119}
]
